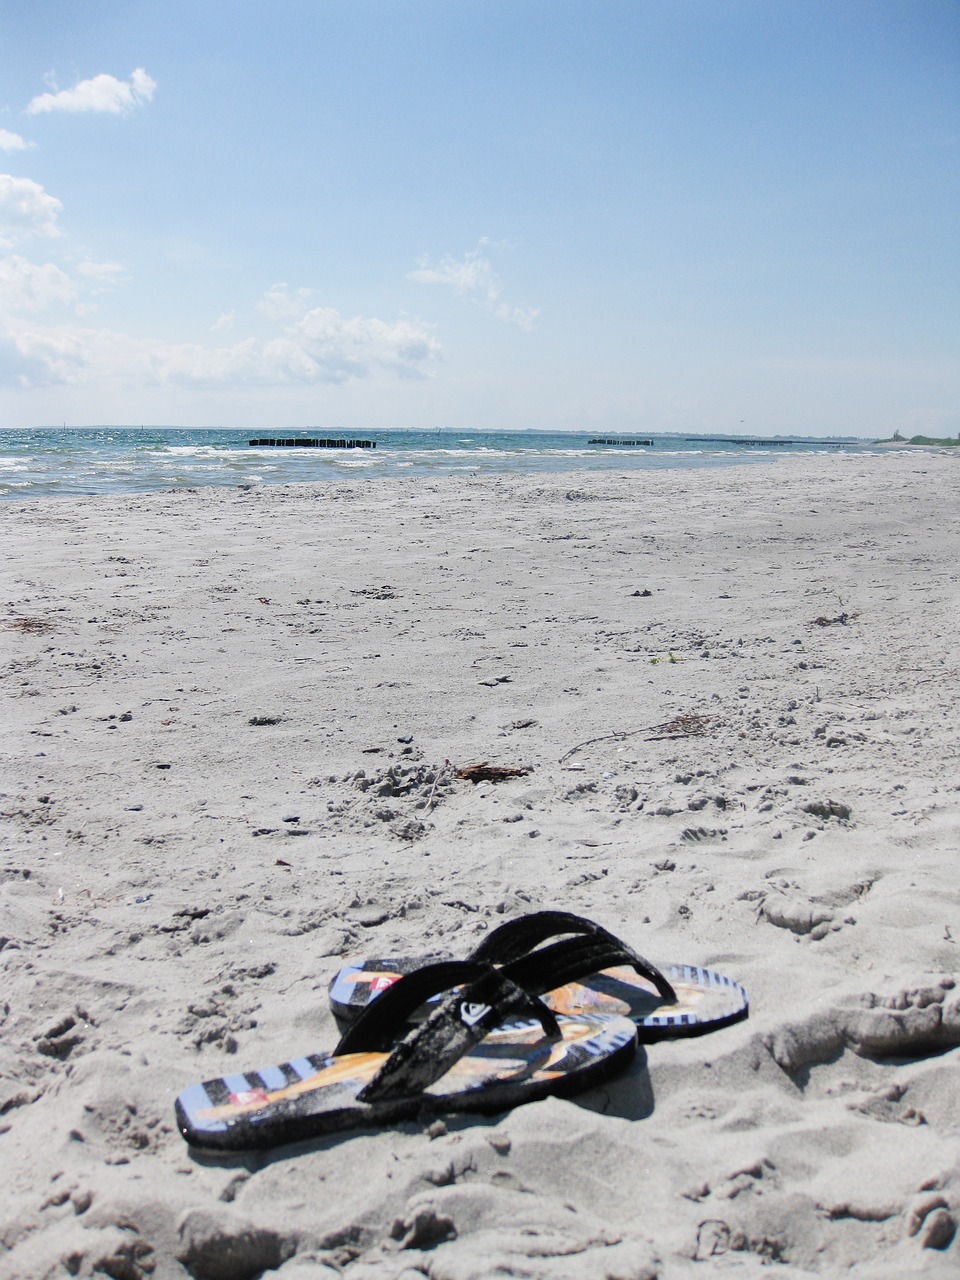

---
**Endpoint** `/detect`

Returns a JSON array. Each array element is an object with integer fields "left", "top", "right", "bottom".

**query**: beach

[{"left": 2, "top": 450, "right": 958, "bottom": 1277}]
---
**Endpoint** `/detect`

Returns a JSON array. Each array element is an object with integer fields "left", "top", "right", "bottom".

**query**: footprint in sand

[
  {"left": 763, "top": 976, "right": 960, "bottom": 1075},
  {"left": 758, "top": 877, "right": 873, "bottom": 940}
]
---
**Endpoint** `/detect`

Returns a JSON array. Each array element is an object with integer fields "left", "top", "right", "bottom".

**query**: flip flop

[
  {"left": 328, "top": 909, "right": 748, "bottom": 1041},
  {"left": 175, "top": 958, "right": 637, "bottom": 1150}
]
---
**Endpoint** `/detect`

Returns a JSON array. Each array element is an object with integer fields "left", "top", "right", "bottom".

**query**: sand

[{"left": 1, "top": 451, "right": 958, "bottom": 1279}]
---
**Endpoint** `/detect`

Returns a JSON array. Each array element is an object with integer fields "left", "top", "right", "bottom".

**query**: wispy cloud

[
  {"left": 408, "top": 239, "right": 538, "bottom": 330},
  {"left": 257, "top": 282, "right": 314, "bottom": 322},
  {"left": 0, "top": 175, "right": 62, "bottom": 245},
  {"left": 72, "top": 259, "right": 127, "bottom": 311},
  {"left": 76, "top": 259, "right": 126, "bottom": 281},
  {"left": 26, "top": 68, "right": 156, "bottom": 116},
  {"left": 0, "top": 129, "right": 33, "bottom": 153}
]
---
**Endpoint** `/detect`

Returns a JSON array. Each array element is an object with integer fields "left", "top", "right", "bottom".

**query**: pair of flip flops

[{"left": 175, "top": 910, "right": 748, "bottom": 1151}]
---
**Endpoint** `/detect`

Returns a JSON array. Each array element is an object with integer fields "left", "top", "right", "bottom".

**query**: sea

[{"left": 0, "top": 426, "right": 883, "bottom": 500}]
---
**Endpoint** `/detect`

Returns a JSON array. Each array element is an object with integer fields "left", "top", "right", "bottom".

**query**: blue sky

[{"left": 1, "top": 0, "right": 957, "bottom": 436}]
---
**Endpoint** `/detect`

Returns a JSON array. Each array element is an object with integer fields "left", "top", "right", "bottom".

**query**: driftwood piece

[
  {"left": 455, "top": 762, "right": 532, "bottom": 784},
  {"left": 810, "top": 611, "right": 858, "bottom": 627}
]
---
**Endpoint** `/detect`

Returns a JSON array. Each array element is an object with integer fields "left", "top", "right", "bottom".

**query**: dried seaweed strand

[{"left": 559, "top": 714, "right": 713, "bottom": 763}]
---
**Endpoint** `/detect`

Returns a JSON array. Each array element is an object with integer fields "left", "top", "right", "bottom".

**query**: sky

[{"left": 0, "top": 0, "right": 957, "bottom": 437}]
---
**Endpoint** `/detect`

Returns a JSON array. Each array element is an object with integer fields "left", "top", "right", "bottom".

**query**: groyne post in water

[
  {"left": 588, "top": 438, "right": 654, "bottom": 447},
  {"left": 248, "top": 438, "right": 376, "bottom": 449}
]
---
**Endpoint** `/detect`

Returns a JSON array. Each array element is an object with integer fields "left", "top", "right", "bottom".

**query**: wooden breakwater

[
  {"left": 589, "top": 437, "right": 654, "bottom": 447},
  {"left": 249, "top": 437, "right": 376, "bottom": 449}
]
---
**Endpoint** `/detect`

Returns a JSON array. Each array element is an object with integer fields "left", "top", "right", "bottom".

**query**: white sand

[{"left": 2, "top": 452, "right": 958, "bottom": 1278}]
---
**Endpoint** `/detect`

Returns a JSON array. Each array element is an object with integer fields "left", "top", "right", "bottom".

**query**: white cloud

[
  {"left": 150, "top": 305, "right": 440, "bottom": 387},
  {"left": 291, "top": 307, "right": 440, "bottom": 377},
  {"left": 0, "top": 129, "right": 33, "bottom": 153},
  {"left": 408, "top": 240, "right": 539, "bottom": 330},
  {"left": 0, "top": 320, "right": 87, "bottom": 387},
  {"left": 0, "top": 295, "right": 440, "bottom": 391},
  {"left": 26, "top": 68, "right": 156, "bottom": 116},
  {"left": 0, "top": 146, "right": 437, "bottom": 391},
  {"left": 0, "top": 254, "right": 76, "bottom": 312},
  {"left": 0, "top": 175, "right": 62, "bottom": 245}
]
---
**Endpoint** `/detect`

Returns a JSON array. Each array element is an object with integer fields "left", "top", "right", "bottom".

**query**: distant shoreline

[{"left": 874, "top": 435, "right": 959, "bottom": 449}]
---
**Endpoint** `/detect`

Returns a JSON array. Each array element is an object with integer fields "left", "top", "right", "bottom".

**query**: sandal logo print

[{"left": 460, "top": 1001, "right": 491, "bottom": 1027}]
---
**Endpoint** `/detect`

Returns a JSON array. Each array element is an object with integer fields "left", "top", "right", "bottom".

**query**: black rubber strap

[
  {"left": 469, "top": 909, "right": 604, "bottom": 964},
  {"left": 348, "top": 962, "right": 561, "bottom": 1104},
  {"left": 335, "top": 961, "right": 494, "bottom": 1054},
  {"left": 469, "top": 910, "right": 676, "bottom": 1005},
  {"left": 504, "top": 933, "right": 677, "bottom": 1006}
]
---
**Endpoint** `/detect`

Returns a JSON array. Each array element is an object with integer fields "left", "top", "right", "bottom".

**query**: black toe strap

[
  {"left": 469, "top": 909, "right": 604, "bottom": 964},
  {"left": 335, "top": 961, "right": 560, "bottom": 1105},
  {"left": 469, "top": 910, "right": 677, "bottom": 1005}
]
